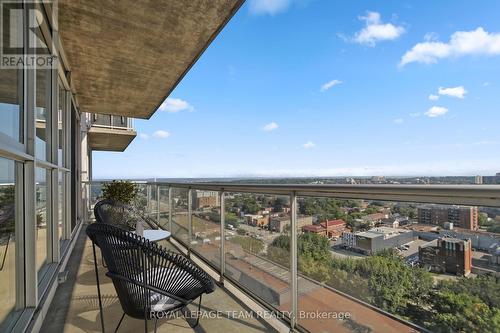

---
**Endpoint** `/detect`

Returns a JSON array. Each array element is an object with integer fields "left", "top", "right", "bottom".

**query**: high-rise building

[
  {"left": 418, "top": 205, "right": 478, "bottom": 230},
  {"left": 475, "top": 175, "right": 483, "bottom": 184}
]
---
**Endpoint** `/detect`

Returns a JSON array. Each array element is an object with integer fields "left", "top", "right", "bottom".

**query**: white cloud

[
  {"left": 409, "top": 112, "right": 421, "bottom": 117},
  {"left": 438, "top": 86, "right": 467, "bottom": 99},
  {"left": 262, "top": 122, "right": 279, "bottom": 131},
  {"left": 302, "top": 141, "right": 316, "bottom": 149},
  {"left": 425, "top": 106, "right": 448, "bottom": 118},
  {"left": 152, "top": 130, "right": 171, "bottom": 139},
  {"left": 320, "top": 79, "right": 342, "bottom": 92},
  {"left": 158, "top": 98, "right": 194, "bottom": 113},
  {"left": 249, "top": 0, "right": 291, "bottom": 15},
  {"left": 483, "top": 82, "right": 491, "bottom": 87},
  {"left": 138, "top": 133, "right": 149, "bottom": 140},
  {"left": 352, "top": 11, "right": 405, "bottom": 46},
  {"left": 400, "top": 27, "right": 500, "bottom": 66},
  {"left": 393, "top": 118, "right": 404, "bottom": 124},
  {"left": 428, "top": 94, "right": 439, "bottom": 101}
]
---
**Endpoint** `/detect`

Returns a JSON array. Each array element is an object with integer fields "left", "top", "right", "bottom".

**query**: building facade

[
  {"left": 269, "top": 215, "right": 312, "bottom": 233},
  {"left": 418, "top": 205, "right": 478, "bottom": 230},
  {"left": 342, "top": 227, "right": 414, "bottom": 255},
  {"left": 419, "top": 238, "right": 472, "bottom": 276}
]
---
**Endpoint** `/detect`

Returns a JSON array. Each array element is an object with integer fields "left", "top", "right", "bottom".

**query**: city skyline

[{"left": 93, "top": 0, "right": 500, "bottom": 179}]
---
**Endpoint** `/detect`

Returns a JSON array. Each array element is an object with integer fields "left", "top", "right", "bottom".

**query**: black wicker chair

[{"left": 86, "top": 223, "right": 215, "bottom": 333}]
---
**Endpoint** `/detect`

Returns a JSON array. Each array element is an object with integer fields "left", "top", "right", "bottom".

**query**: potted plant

[{"left": 100, "top": 180, "right": 140, "bottom": 230}]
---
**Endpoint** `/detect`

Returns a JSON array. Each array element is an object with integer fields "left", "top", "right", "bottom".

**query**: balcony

[
  {"left": 88, "top": 115, "right": 137, "bottom": 152},
  {"left": 40, "top": 182, "right": 500, "bottom": 333}
]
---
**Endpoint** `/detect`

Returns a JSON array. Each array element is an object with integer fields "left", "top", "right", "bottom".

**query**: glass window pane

[
  {"left": 0, "top": 158, "right": 19, "bottom": 326},
  {"left": 58, "top": 172, "right": 64, "bottom": 244},
  {"left": 0, "top": 7, "right": 22, "bottom": 144},
  {"left": 0, "top": 69, "right": 22, "bottom": 143},
  {"left": 35, "top": 30, "right": 51, "bottom": 161},
  {"left": 57, "top": 83, "right": 65, "bottom": 167},
  {"left": 35, "top": 68, "right": 50, "bottom": 161},
  {"left": 36, "top": 167, "right": 48, "bottom": 278}
]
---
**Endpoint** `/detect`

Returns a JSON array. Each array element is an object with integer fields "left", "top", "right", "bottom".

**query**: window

[
  {"left": 0, "top": 5, "right": 22, "bottom": 145},
  {"left": 58, "top": 171, "right": 65, "bottom": 247},
  {"left": 58, "top": 83, "right": 66, "bottom": 167},
  {"left": 0, "top": 68, "right": 22, "bottom": 144},
  {"left": 35, "top": 31, "right": 51, "bottom": 161},
  {"left": 0, "top": 158, "right": 20, "bottom": 327},
  {"left": 36, "top": 167, "right": 49, "bottom": 280}
]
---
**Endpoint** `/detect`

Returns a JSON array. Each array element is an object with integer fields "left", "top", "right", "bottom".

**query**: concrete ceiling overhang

[{"left": 58, "top": 0, "right": 244, "bottom": 119}]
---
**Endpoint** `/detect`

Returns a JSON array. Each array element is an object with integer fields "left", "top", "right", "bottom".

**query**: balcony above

[
  {"left": 88, "top": 114, "right": 137, "bottom": 152},
  {"left": 58, "top": 0, "right": 244, "bottom": 119}
]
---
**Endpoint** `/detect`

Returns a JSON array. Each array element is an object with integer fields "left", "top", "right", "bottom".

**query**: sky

[{"left": 93, "top": 0, "right": 500, "bottom": 179}]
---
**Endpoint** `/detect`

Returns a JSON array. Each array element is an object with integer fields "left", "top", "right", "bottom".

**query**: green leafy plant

[{"left": 101, "top": 180, "right": 138, "bottom": 205}]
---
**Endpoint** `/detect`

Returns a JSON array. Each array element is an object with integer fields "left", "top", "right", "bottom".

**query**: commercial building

[
  {"left": 419, "top": 237, "right": 472, "bottom": 276},
  {"left": 244, "top": 214, "right": 269, "bottom": 228},
  {"left": 341, "top": 227, "right": 414, "bottom": 255},
  {"left": 302, "top": 224, "right": 327, "bottom": 236},
  {"left": 418, "top": 204, "right": 478, "bottom": 230},
  {"left": 320, "top": 219, "right": 347, "bottom": 238},
  {"left": 269, "top": 215, "right": 312, "bottom": 233},
  {"left": 192, "top": 191, "right": 220, "bottom": 209}
]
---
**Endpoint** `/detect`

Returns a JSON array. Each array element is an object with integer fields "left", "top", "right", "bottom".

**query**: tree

[
  {"left": 430, "top": 290, "right": 500, "bottom": 333},
  {"left": 272, "top": 197, "right": 288, "bottom": 212}
]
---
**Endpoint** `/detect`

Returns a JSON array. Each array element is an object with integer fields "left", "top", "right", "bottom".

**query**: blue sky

[{"left": 93, "top": 0, "right": 500, "bottom": 179}]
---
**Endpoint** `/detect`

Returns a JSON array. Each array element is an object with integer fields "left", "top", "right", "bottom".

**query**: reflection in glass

[
  {"left": 0, "top": 69, "right": 22, "bottom": 143},
  {"left": 0, "top": 158, "right": 17, "bottom": 326},
  {"left": 58, "top": 84, "right": 65, "bottom": 166},
  {"left": 0, "top": 6, "right": 22, "bottom": 144},
  {"left": 35, "top": 68, "right": 50, "bottom": 161},
  {"left": 224, "top": 193, "right": 292, "bottom": 314},
  {"left": 36, "top": 168, "right": 48, "bottom": 279},
  {"left": 190, "top": 190, "right": 221, "bottom": 269},
  {"left": 58, "top": 172, "right": 64, "bottom": 245},
  {"left": 171, "top": 188, "right": 189, "bottom": 243}
]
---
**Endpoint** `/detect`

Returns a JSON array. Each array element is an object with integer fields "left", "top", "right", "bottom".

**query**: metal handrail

[{"left": 85, "top": 180, "right": 500, "bottom": 207}]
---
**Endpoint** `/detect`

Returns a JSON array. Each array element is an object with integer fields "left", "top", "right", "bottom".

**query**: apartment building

[
  {"left": 419, "top": 237, "right": 472, "bottom": 276},
  {"left": 418, "top": 204, "right": 479, "bottom": 230}
]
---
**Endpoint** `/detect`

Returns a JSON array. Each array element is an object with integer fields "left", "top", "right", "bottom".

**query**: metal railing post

[
  {"left": 168, "top": 187, "right": 172, "bottom": 232},
  {"left": 220, "top": 190, "right": 225, "bottom": 284},
  {"left": 188, "top": 188, "right": 193, "bottom": 246},
  {"left": 156, "top": 184, "right": 160, "bottom": 225},
  {"left": 290, "top": 191, "right": 298, "bottom": 330},
  {"left": 147, "top": 184, "right": 151, "bottom": 215}
]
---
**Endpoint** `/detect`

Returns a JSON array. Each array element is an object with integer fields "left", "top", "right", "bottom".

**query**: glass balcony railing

[
  {"left": 90, "top": 114, "right": 134, "bottom": 130},
  {"left": 84, "top": 181, "right": 500, "bottom": 333}
]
